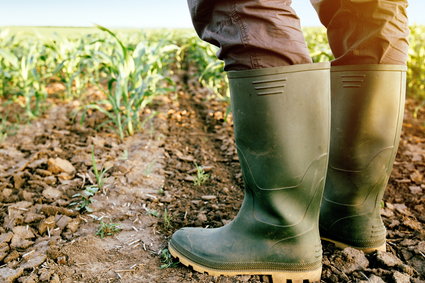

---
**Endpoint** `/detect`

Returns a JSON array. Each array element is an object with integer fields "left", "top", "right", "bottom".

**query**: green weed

[
  {"left": 96, "top": 221, "right": 121, "bottom": 238},
  {"left": 159, "top": 248, "right": 179, "bottom": 269},
  {"left": 163, "top": 209, "right": 172, "bottom": 229},
  {"left": 193, "top": 163, "right": 210, "bottom": 186},
  {"left": 70, "top": 185, "right": 99, "bottom": 213}
]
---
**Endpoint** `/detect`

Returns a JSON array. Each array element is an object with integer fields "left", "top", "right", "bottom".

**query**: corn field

[
  {"left": 0, "top": 26, "right": 424, "bottom": 283},
  {"left": 0, "top": 26, "right": 424, "bottom": 140}
]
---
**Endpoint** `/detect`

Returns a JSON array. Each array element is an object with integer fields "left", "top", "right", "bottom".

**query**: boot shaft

[
  {"left": 228, "top": 62, "right": 330, "bottom": 231},
  {"left": 320, "top": 64, "right": 406, "bottom": 251}
]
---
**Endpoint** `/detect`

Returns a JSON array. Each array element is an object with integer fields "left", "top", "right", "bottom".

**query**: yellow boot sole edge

[
  {"left": 168, "top": 244, "right": 322, "bottom": 283},
  {"left": 321, "top": 237, "right": 386, "bottom": 254}
]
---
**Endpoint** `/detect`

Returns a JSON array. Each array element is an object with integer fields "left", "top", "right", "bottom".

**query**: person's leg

[
  {"left": 312, "top": 0, "right": 409, "bottom": 252},
  {"left": 169, "top": 1, "right": 331, "bottom": 282},
  {"left": 311, "top": 0, "right": 409, "bottom": 65},
  {"left": 187, "top": 0, "right": 312, "bottom": 70}
]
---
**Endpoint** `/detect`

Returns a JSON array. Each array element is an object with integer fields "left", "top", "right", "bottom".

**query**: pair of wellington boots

[{"left": 169, "top": 62, "right": 406, "bottom": 283}]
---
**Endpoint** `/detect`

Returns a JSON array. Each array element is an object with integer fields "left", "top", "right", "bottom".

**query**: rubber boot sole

[
  {"left": 169, "top": 244, "right": 322, "bottom": 283},
  {"left": 321, "top": 237, "right": 386, "bottom": 253}
]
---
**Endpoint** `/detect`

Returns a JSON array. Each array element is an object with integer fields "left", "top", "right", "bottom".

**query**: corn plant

[
  {"left": 303, "top": 27, "right": 333, "bottom": 63},
  {"left": 407, "top": 25, "right": 425, "bottom": 100},
  {"left": 86, "top": 25, "right": 177, "bottom": 139},
  {"left": 91, "top": 146, "right": 110, "bottom": 190},
  {"left": 19, "top": 45, "right": 49, "bottom": 118},
  {"left": 0, "top": 35, "right": 48, "bottom": 118}
]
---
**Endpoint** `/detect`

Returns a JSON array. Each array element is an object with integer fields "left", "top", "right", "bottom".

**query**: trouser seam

[{"left": 230, "top": 1, "right": 261, "bottom": 69}]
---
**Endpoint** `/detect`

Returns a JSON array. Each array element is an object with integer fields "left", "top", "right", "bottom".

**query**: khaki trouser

[{"left": 187, "top": 0, "right": 409, "bottom": 70}]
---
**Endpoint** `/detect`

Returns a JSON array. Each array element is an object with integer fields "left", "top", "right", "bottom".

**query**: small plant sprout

[
  {"left": 163, "top": 208, "right": 172, "bottom": 229},
  {"left": 145, "top": 208, "right": 159, "bottom": 217},
  {"left": 96, "top": 221, "right": 121, "bottom": 238},
  {"left": 70, "top": 185, "right": 99, "bottom": 213},
  {"left": 142, "top": 203, "right": 159, "bottom": 217},
  {"left": 91, "top": 146, "right": 111, "bottom": 190},
  {"left": 193, "top": 163, "right": 210, "bottom": 186},
  {"left": 159, "top": 248, "right": 179, "bottom": 269}
]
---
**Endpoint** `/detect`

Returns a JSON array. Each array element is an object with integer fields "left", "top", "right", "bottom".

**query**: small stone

[
  {"left": 40, "top": 205, "right": 78, "bottom": 217},
  {"left": 9, "top": 201, "right": 33, "bottom": 212},
  {"left": 55, "top": 215, "right": 71, "bottom": 230},
  {"left": 39, "top": 216, "right": 56, "bottom": 234},
  {"left": 21, "top": 191, "right": 36, "bottom": 202},
  {"left": 21, "top": 253, "right": 47, "bottom": 270},
  {"left": 0, "top": 243, "right": 10, "bottom": 261},
  {"left": 410, "top": 170, "right": 423, "bottom": 184},
  {"left": 10, "top": 238, "right": 33, "bottom": 249},
  {"left": 400, "top": 249, "right": 414, "bottom": 261},
  {"left": 42, "top": 187, "right": 62, "bottom": 200},
  {"left": 197, "top": 212, "right": 207, "bottom": 223},
  {"left": 201, "top": 195, "right": 217, "bottom": 201},
  {"left": 66, "top": 218, "right": 80, "bottom": 233},
  {"left": 4, "top": 250, "right": 20, "bottom": 263},
  {"left": 58, "top": 172, "right": 74, "bottom": 181},
  {"left": 0, "top": 267, "right": 24, "bottom": 283},
  {"left": 35, "top": 168, "right": 52, "bottom": 177},
  {"left": 13, "top": 174, "right": 25, "bottom": 189},
  {"left": 415, "top": 241, "right": 425, "bottom": 254},
  {"left": 38, "top": 268, "right": 54, "bottom": 281},
  {"left": 2, "top": 188, "right": 13, "bottom": 199},
  {"left": 367, "top": 274, "right": 385, "bottom": 283},
  {"left": 0, "top": 232, "right": 13, "bottom": 244},
  {"left": 12, "top": 226, "right": 35, "bottom": 239},
  {"left": 392, "top": 203, "right": 410, "bottom": 215},
  {"left": 409, "top": 255, "right": 425, "bottom": 276},
  {"left": 403, "top": 218, "right": 422, "bottom": 230},
  {"left": 43, "top": 175, "right": 57, "bottom": 185},
  {"left": 50, "top": 273, "right": 60, "bottom": 283},
  {"left": 237, "top": 275, "right": 251, "bottom": 282},
  {"left": 10, "top": 226, "right": 35, "bottom": 249},
  {"left": 333, "top": 247, "right": 369, "bottom": 273},
  {"left": 47, "top": 158, "right": 76, "bottom": 175},
  {"left": 91, "top": 136, "right": 106, "bottom": 147},
  {"left": 409, "top": 185, "right": 422, "bottom": 194},
  {"left": 392, "top": 271, "right": 410, "bottom": 283},
  {"left": 57, "top": 256, "right": 67, "bottom": 265},
  {"left": 376, "top": 251, "right": 403, "bottom": 267},
  {"left": 380, "top": 208, "right": 394, "bottom": 218},
  {"left": 399, "top": 238, "right": 418, "bottom": 247},
  {"left": 18, "top": 274, "right": 38, "bottom": 283},
  {"left": 399, "top": 264, "right": 415, "bottom": 276},
  {"left": 46, "top": 245, "right": 63, "bottom": 261},
  {"left": 183, "top": 175, "right": 195, "bottom": 182},
  {"left": 24, "top": 212, "right": 44, "bottom": 224}
]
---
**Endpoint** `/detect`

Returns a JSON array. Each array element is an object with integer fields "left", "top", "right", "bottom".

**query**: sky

[{"left": 0, "top": 0, "right": 424, "bottom": 28}]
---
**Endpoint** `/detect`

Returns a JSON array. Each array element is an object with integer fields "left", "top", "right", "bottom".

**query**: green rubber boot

[
  {"left": 320, "top": 64, "right": 406, "bottom": 253},
  {"left": 169, "top": 63, "right": 330, "bottom": 283}
]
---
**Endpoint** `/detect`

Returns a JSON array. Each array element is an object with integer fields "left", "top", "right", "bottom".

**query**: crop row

[{"left": 0, "top": 26, "right": 423, "bottom": 139}]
